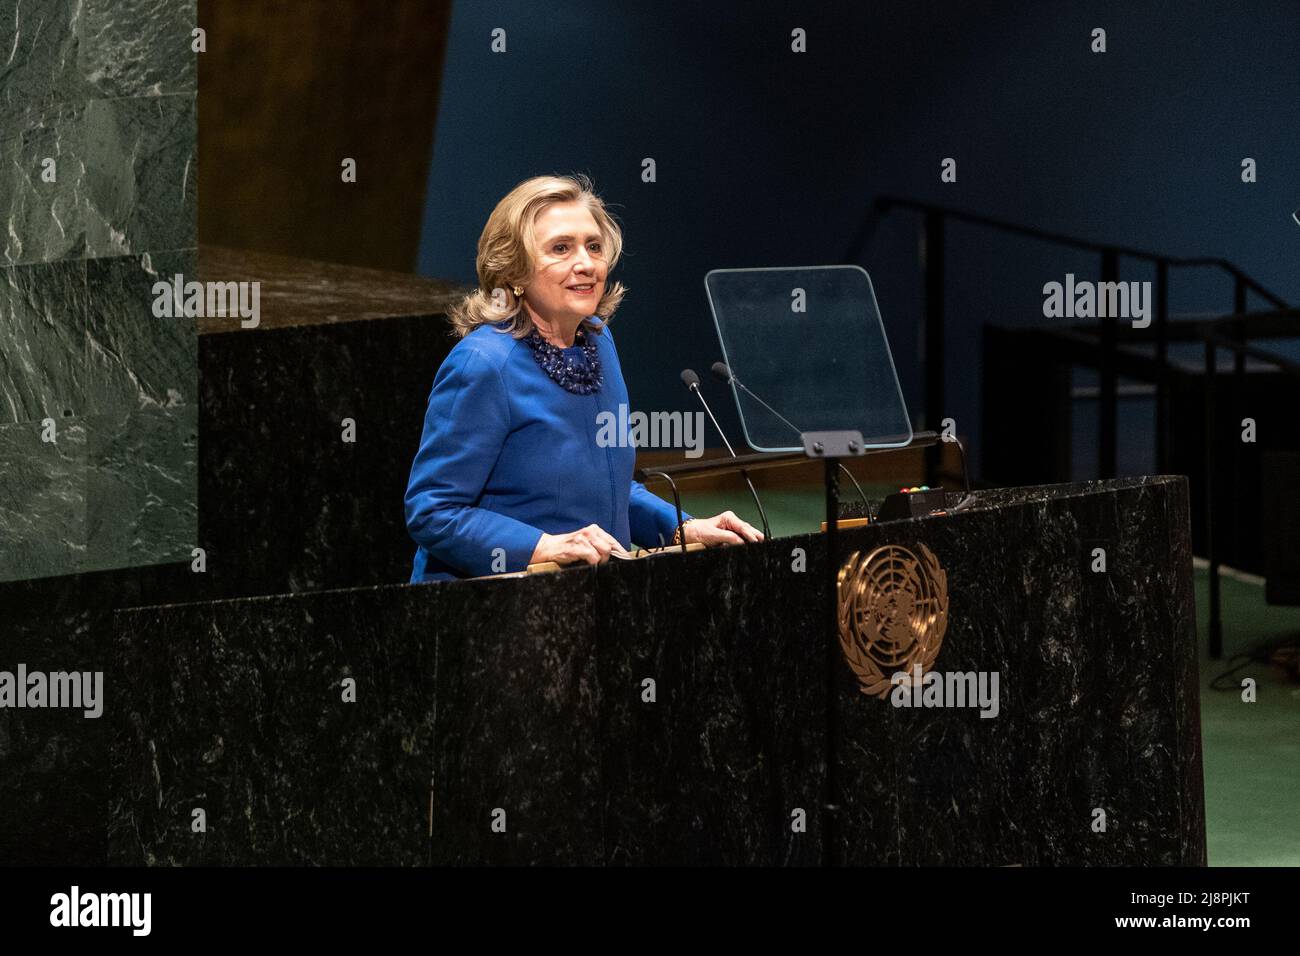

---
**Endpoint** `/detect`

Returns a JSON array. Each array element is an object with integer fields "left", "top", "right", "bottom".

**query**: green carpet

[
  {"left": 1195, "top": 569, "right": 1300, "bottom": 866},
  {"left": 669, "top": 484, "right": 1300, "bottom": 866}
]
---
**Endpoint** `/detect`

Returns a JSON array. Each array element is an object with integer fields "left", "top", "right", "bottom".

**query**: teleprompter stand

[
  {"left": 801, "top": 429, "right": 867, "bottom": 865},
  {"left": 636, "top": 428, "right": 962, "bottom": 865}
]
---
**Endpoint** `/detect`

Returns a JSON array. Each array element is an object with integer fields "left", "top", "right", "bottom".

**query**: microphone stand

[
  {"left": 636, "top": 469, "right": 687, "bottom": 555},
  {"left": 681, "top": 371, "right": 772, "bottom": 541},
  {"left": 720, "top": 367, "right": 869, "bottom": 506},
  {"left": 945, "top": 435, "right": 976, "bottom": 511},
  {"left": 686, "top": 386, "right": 772, "bottom": 541}
]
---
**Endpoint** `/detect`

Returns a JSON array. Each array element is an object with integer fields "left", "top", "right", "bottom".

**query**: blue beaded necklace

[{"left": 524, "top": 325, "right": 603, "bottom": 395}]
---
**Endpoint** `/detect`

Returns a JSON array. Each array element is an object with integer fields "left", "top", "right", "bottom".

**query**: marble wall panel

[
  {"left": 86, "top": 248, "right": 198, "bottom": 417},
  {"left": 0, "top": 0, "right": 197, "bottom": 584},
  {"left": 0, "top": 260, "right": 87, "bottom": 423}
]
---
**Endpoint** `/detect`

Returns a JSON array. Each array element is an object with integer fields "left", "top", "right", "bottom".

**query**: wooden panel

[{"left": 197, "top": 0, "right": 452, "bottom": 271}]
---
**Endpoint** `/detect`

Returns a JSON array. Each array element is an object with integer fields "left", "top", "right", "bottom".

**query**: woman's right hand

[{"left": 530, "top": 524, "right": 628, "bottom": 566}]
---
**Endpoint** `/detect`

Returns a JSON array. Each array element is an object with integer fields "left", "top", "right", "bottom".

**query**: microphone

[
  {"left": 680, "top": 367, "right": 771, "bottom": 541},
  {"left": 711, "top": 362, "right": 869, "bottom": 505}
]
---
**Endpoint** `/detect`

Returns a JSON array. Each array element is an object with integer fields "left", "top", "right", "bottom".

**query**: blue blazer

[{"left": 405, "top": 322, "right": 689, "bottom": 582}]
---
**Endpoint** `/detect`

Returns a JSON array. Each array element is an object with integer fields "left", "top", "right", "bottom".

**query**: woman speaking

[{"left": 405, "top": 174, "right": 763, "bottom": 582}]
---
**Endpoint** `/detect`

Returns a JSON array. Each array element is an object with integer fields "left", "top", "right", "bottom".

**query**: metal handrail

[
  {"left": 864, "top": 195, "right": 1297, "bottom": 661},
  {"left": 1075, "top": 308, "right": 1300, "bottom": 342},
  {"left": 874, "top": 195, "right": 1291, "bottom": 308},
  {"left": 1202, "top": 332, "right": 1300, "bottom": 375}
]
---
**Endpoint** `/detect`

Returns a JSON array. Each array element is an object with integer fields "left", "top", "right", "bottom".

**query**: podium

[{"left": 110, "top": 475, "right": 1204, "bottom": 865}]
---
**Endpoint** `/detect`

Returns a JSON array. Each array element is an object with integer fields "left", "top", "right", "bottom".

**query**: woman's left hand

[{"left": 682, "top": 511, "right": 764, "bottom": 546}]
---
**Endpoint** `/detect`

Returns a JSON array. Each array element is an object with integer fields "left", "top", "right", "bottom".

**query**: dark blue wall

[{"left": 417, "top": 0, "right": 1300, "bottom": 478}]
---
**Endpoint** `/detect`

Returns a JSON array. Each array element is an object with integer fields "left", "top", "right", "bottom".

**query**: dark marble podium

[{"left": 109, "top": 475, "right": 1204, "bottom": 866}]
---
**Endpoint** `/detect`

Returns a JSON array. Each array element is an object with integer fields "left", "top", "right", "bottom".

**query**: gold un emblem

[{"left": 837, "top": 543, "right": 949, "bottom": 698}]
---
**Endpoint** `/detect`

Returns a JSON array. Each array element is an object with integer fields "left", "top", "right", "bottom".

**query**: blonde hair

[{"left": 448, "top": 174, "right": 627, "bottom": 338}]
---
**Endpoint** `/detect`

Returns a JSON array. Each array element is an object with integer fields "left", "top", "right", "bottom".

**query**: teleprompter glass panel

[{"left": 704, "top": 265, "right": 912, "bottom": 453}]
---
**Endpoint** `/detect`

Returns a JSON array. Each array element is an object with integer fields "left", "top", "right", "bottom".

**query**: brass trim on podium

[
  {"left": 819, "top": 517, "right": 872, "bottom": 532},
  {"left": 525, "top": 542, "right": 706, "bottom": 574}
]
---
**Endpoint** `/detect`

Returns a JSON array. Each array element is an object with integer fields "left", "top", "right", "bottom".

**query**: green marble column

[{"left": 0, "top": 0, "right": 197, "bottom": 583}]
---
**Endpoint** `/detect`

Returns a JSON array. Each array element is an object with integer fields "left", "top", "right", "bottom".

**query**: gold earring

[{"left": 512, "top": 285, "right": 524, "bottom": 296}]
